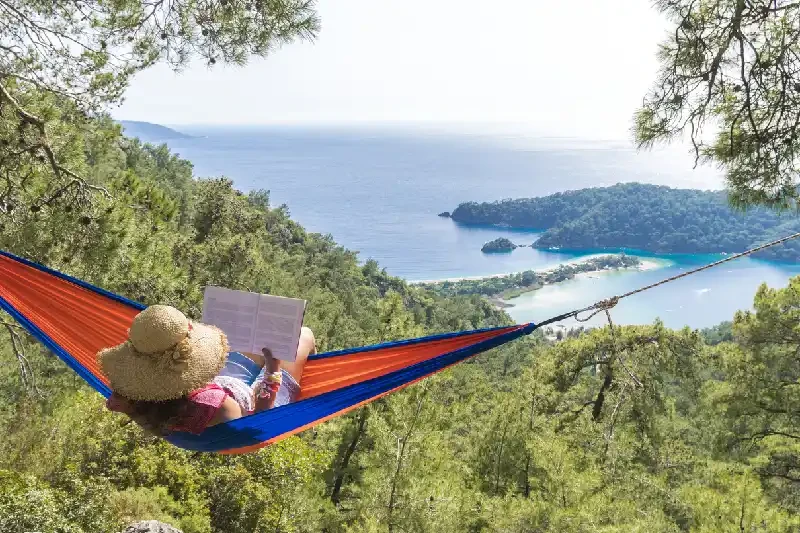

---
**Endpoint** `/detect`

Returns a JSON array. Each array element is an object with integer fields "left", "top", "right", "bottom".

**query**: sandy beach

[{"left": 410, "top": 255, "right": 668, "bottom": 285}]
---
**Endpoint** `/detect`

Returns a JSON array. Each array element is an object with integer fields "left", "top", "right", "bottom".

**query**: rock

[
  {"left": 481, "top": 237, "right": 517, "bottom": 253},
  {"left": 438, "top": 211, "right": 451, "bottom": 218},
  {"left": 121, "top": 521, "right": 183, "bottom": 533}
]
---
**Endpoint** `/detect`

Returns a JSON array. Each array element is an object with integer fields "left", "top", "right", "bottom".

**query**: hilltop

[{"left": 119, "top": 120, "right": 193, "bottom": 142}]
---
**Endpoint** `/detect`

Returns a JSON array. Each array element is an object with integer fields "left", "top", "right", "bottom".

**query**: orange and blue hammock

[{"left": 0, "top": 251, "right": 540, "bottom": 454}]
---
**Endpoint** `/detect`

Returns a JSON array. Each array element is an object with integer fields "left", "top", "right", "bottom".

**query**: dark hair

[{"left": 124, "top": 397, "right": 188, "bottom": 437}]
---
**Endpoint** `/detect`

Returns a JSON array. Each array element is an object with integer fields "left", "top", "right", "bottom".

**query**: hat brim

[{"left": 99, "top": 322, "right": 229, "bottom": 401}]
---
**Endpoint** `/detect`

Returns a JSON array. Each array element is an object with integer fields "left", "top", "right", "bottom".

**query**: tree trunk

[
  {"left": 273, "top": 505, "right": 284, "bottom": 533},
  {"left": 330, "top": 408, "right": 368, "bottom": 504},
  {"left": 388, "top": 396, "right": 424, "bottom": 533},
  {"left": 592, "top": 370, "right": 613, "bottom": 421},
  {"left": 523, "top": 386, "right": 537, "bottom": 497},
  {"left": 523, "top": 454, "right": 531, "bottom": 498},
  {"left": 494, "top": 420, "right": 509, "bottom": 495}
]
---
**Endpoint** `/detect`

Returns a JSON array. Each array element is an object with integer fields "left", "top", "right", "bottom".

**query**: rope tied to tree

[
  {"left": 575, "top": 296, "right": 620, "bottom": 323},
  {"left": 534, "top": 230, "right": 800, "bottom": 389},
  {"left": 531, "top": 233, "right": 800, "bottom": 413},
  {"left": 539, "top": 229, "right": 800, "bottom": 329}
]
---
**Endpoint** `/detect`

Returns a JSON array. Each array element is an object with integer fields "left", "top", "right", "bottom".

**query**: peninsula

[
  {"left": 448, "top": 183, "right": 800, "bottom": 262},
  {"left": 420, "top": 254, "right": 642, "bottom": 305}
]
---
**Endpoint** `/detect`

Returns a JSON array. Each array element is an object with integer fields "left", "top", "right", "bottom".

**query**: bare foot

[
  {"left": 263, "top": 347, "right": 281, "bottom": 374},
  {"left": 254, "top": 348, "right": 281, "bottom": 411}
]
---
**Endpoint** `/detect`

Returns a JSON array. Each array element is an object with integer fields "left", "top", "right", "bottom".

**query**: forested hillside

[
  {"left": 450, "top": 183, "right": 800, "bottom": 261},
  {"left": 2, "top": 0, "right": 800, "bottom": 530},
  {"left": 1, "top": 113, "right": 800, "bottom": 532}
]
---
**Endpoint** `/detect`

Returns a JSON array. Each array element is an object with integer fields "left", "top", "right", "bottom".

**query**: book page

[
  {"left": 252, "top": 294, "right": 306, "bottom": 361},
  {"left": 201, "top": 286, "right": 260, "bottom": 354}
]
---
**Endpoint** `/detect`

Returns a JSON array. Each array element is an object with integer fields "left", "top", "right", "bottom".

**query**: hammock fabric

[{"left": 0, "top": 251, "right": 537, "bottom": 454}]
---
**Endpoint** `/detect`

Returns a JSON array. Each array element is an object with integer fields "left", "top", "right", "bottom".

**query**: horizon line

[{"left": 116, "top": 118, "right": 636, "bottom": 143}]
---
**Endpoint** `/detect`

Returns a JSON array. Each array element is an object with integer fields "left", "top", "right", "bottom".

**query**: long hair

[{"left": 123, "top": 397, "right": 188, "bottom": 437}]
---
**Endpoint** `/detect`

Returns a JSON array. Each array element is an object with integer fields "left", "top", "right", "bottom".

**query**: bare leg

[{"left": 281, "top": 326, "right": 316, "bottom": 385}]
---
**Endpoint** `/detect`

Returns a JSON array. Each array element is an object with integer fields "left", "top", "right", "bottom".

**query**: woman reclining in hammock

[{"left": 98, "top": 305, "right": 316, "bottom": 436}]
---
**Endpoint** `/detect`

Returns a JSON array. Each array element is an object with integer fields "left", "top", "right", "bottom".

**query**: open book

[{"left": 201, "top": 286, "right": 307, "bottom": 362}]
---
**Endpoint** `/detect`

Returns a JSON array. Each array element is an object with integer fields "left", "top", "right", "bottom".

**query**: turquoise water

[
  {"left": 504, "top": 254, "right": 800, "bottom": 329},
  {"left": 154, "top": 124, "right": 799, "bottom": 328}
]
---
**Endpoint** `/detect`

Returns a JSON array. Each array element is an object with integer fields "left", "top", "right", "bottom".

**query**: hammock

[{"left": 0, "top": 251, "right": 537, "bottom": 454}]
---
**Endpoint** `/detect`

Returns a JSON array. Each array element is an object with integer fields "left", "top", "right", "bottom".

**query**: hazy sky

[{"left": 116, "top": 0, "right": 670, "bottom": 139}]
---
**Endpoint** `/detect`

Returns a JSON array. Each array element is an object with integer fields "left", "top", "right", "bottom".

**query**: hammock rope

[
  {"left": 536, "top": 230, "right": 800, "bottom": 391},
  {"left": 560, "top": 230, "right": 800, "bottom": 325}
]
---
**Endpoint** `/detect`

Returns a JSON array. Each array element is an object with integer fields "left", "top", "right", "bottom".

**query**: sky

[{"left": 115, "top": 0, "right": 671, "bottom": 139}]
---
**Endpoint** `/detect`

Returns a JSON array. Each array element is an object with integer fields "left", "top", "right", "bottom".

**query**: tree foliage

[
  {"left": 0, "top": 0, "right": 318, "bottom": 221},
  {"left": 1, "top": 0, "right": 319, "bottom": 106},
  {"left": 635, "top": 0, "right": 800, "bottom": 208}
]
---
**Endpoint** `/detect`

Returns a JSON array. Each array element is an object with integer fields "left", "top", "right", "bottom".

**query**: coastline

[
  {"left": 410, "top": 255, "right": 667, "bottom": 285},
  {"left": 417, "top": 254, "right": 672, "bottom": 311},
  {"left": 489, "top": 257, "right": 668, "bottom": 307}
]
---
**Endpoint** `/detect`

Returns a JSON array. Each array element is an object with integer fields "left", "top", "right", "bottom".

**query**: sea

[{"left": 153, "top": 123, "right": 800, "bottom": 329}]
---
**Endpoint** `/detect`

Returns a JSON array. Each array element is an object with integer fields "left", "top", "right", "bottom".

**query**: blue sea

[{"left": 155, "top": 124, "right": 800, "bottom": 329}]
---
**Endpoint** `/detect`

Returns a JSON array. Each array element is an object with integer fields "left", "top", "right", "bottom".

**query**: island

[
  {"left": 481, "top": 237, "right": 518, "bottom": 253},
  {"left": 448, "top": 183, "right": 800, "bottom": 262},
  {"left": 438, "top": 211, "right": 451, "bottom": 218},
  {"left": 119, "top": 120, "right": 193, "bottom": 142},
  {"left": 419, "top": 254, "right": 641, "bottom": 306}
]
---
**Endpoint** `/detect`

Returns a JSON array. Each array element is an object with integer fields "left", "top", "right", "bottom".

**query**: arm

[{"left": 207, "top": 396, "right": 244, "bottom": 426}]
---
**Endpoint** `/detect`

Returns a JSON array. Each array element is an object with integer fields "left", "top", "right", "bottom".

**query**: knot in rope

[
  {"left": 576, "top": 296, "right": 619, "bottom": 322},
  {"left": 595, "top": 296, "right": 619, "bottom": 311},
  {"left": 533, "top": 230, "right": 800, "bottom": 332}
]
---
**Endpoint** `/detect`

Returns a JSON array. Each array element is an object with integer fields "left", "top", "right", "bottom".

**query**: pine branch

[
  {"left": 1, "top": 317, "right": 41, "bottom": 396},
  {"left": 0, "top": 77, "right": 112, "bottom": 203}
]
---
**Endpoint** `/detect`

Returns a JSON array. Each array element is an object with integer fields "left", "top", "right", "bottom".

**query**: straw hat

[{"left": 99, "top": 305, "right": 229, "bottom": 401}]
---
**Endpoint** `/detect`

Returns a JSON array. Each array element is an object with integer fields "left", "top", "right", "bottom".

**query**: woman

[{"left": 99, "top": 305, "right": 316, "bottom": 436}]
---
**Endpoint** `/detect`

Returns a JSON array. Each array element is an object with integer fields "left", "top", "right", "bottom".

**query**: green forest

[
  {"left": 3, "top": 0, "right": 800, "bottom": 531},
  {"left": 1, "top": 111, "right": 800, "bottom": 533},
  {"left": 450, "top": 183, "right": 800, "bottom": 261}
]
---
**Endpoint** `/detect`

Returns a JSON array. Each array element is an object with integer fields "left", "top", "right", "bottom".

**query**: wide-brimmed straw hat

[{"left": 99, "top": 305, "right": 229, "bottom": 402}]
